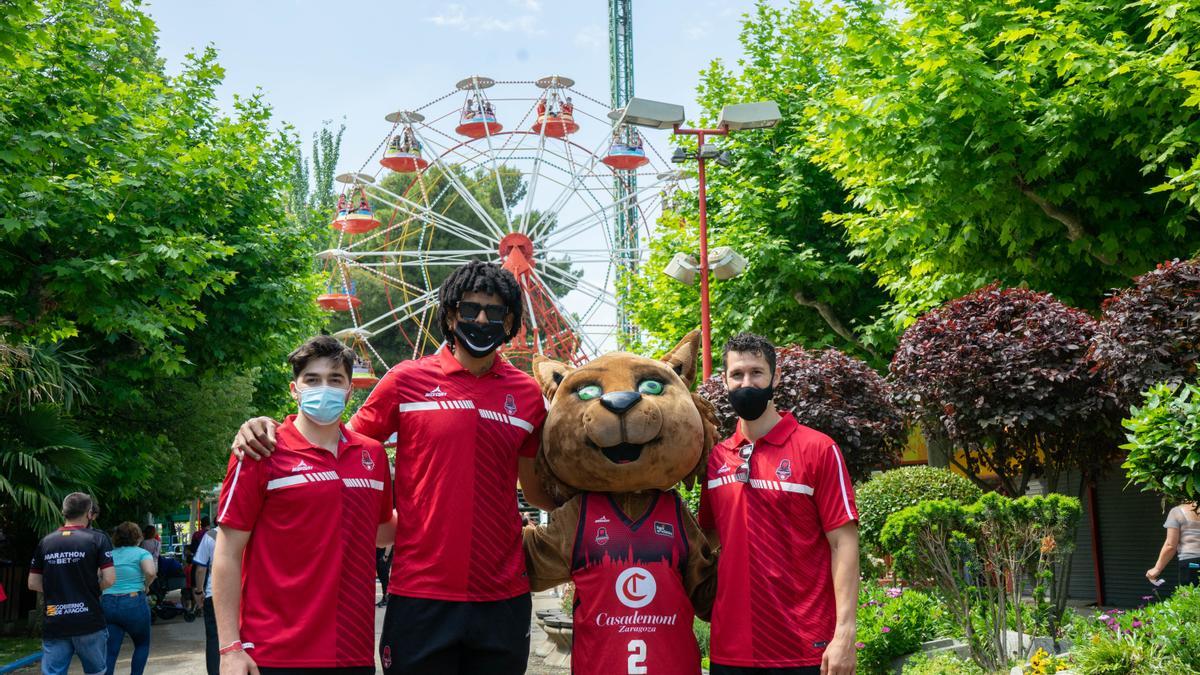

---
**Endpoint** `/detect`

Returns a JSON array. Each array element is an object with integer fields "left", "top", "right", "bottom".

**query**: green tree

[
  {"left": 797, "top": 0, "right": 1200, "bottom": 337},
  {"left": 627, "top": 2, "right": 889, "bottom": 361},
  {"left": 0, "top": 0, "right": 324, "bottom": 525}
]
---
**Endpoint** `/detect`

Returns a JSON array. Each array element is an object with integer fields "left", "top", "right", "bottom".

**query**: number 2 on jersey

[{"left": 627, "top": 639, "right": 647, "bottom": 674}]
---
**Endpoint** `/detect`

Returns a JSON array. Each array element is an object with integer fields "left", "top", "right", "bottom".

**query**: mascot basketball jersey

[{"left": 569, "top": 491, "right": 700, "bottom": 675}]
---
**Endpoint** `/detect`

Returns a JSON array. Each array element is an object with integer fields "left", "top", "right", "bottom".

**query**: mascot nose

[{"left": 599, "top": 391, "right": 642, "bottom": 414}]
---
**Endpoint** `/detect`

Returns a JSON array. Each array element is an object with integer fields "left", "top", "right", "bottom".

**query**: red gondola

[
  {"left": 352, "top": 360, "right": 379, "bottom": 389},
  {"left": 457, "top": 111, "right": 502, "bottom": 139},
  {"left": 602, "top": 142, "right": 649, "bottom": 170},
  {"left": 316, "top": 293, "right": 362, "bottom": 311},
  {"left": 531, "top": 97, "right": 578, "bottom": 138},
  {"left": 380, "top": 127, "right": 429, "bottom": 173},
  {"left": 330, "top": 190, "right": 380, "bottom": 233}
]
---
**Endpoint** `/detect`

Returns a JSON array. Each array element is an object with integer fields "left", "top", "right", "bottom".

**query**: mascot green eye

[
  {"left": 576, "top": 384, "right": 602, "bottom": 401},
  {"left": 637, "top": 379, "right": 665, "bottom": 395}
]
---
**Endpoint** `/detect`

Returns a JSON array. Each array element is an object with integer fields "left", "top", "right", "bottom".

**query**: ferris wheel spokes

[
  {"left": 361, "top": 182, "right": 495, "bottom": 251},
  {"left": 407, "top": 126, "right": 508, "bottom": 241},
  {"left": 541, "top": 177, "right": 667, "bottom": 250}
]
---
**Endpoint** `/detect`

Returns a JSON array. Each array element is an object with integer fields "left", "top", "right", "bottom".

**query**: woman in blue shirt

[{"left": 102, "top": 521, "right": 156, "bottom": 675}]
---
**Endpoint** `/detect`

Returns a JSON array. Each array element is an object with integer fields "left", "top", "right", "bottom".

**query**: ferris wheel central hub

[{"left": 499, "top": 232, "right": 536, "bottom": 268}]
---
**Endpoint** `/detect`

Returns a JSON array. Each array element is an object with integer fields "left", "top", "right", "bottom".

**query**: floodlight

[
  {"left": 698, "top": 144, "right": 721, "bottom": 160},
  {"left": 609, "top": 97, "right": 686, "bottom": 130},
  {"left": 663, "top": 253, "right": 699, "bottom": 285},
  {"left": 671, "top": 147, "right": 691, "bottom": 164},
  {"left": 707, "top": 246, "right": 748, "bottom": 280},
  {"left": 715, "top": 151, "right": 733, "bottom": 167},
  {"left": 717, "top": 101, "right": 782, "bottom": 131}
]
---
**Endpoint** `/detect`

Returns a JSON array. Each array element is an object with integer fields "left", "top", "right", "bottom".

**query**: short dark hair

[
  {"left": 722, "top": 332, "right": 777, "bottom": 375},
  {"left": 436, "top": 261, "right": 523, "bottom": 342},
  {"left": 199, "top": 516, "right": 210, "bottom": 527},
  {"left": 112, "top": 522, "right": 143, "bottom": 547},
  {"left": 62, "top": 492, "right": 94, "bottom": 520},
  {"left": 288, "top": 335, "right": 354, "bottom": 380},
  {"left": 142, "top": 524, "right": 157, "bottom": 540}
]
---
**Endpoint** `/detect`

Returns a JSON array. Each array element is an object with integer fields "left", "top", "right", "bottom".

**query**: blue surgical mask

[{"left": 297, "top": 385, "right": 348, "bottom": 426}]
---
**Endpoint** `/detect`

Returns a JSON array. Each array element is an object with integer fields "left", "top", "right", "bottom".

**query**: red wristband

[{"left": 218, "top": 641, "right": 245, "bottom": 655}]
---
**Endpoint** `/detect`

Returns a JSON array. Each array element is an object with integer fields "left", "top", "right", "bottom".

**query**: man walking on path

[
  {"left": 28, "top": 492, "right": 116, "bottom": 675},
  {"left": 700, "top": 333, "right": 860, "bottom": 675},
  {"left": 231, "top": 261, "right": 554, "bottom": 674}
]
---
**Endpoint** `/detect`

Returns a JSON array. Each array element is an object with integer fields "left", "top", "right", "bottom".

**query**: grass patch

[{"left": 0, "top": 636, "right": 41, "bottom": 664}]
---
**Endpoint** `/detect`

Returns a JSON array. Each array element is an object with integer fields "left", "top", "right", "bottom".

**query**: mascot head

[{"left": 532, "top": 330, "right": 718, "bottom": 504}]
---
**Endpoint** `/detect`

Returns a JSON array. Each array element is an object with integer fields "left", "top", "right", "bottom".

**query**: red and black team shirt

[
  {"left": 30, "top": 526, "right": 114, "bottom": 639},
  {"left": 699, "top": 412, "right": 858, "bottom": 668},
  {"left": 350, "top": 345, "right": 546, "bottom": 602},
  {"left": 216, "top": 417, "right": 392, "bottom": 669},
  {"left": 570, "top": 490, "right": 700, "bottom": 675}
]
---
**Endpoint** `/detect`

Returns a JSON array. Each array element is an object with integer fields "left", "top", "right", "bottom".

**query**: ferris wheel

[{"left": 316, "top": 75, "right": 686, "bottom": 383}]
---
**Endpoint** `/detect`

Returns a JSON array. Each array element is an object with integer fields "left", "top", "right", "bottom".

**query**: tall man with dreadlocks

[{"left": 230, "top": 261, "right": 553, "bottom": 675}]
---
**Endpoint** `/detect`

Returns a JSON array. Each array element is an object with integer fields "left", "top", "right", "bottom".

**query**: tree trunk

[
  {"left": 793, "top": 290, "right": 879, "bottom": 360},
  {"left": 1013, "top": 176, "right": 1115, "bottom": 265}
]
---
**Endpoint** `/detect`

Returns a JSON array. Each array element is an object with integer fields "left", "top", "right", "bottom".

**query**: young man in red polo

[
  {"left": 231, "top": 261, "right": 553, "bottom": 674},
  {"left": 700, "top": 333, "right": 860, "bottom": 675},
  {"left": 213, "top": 336, "right": 394, "bottom": 674}
]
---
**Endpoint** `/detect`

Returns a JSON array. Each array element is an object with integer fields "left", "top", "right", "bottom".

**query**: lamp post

[{"left": 614, "top": 98, "right": 781, "bottom": 379}]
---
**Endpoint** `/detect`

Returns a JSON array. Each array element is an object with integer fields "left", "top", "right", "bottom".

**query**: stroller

[{"left": 148, "top": 553, "right": 196, "bottom": 623}]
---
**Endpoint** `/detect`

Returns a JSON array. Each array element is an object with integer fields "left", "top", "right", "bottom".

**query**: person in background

[
  {"left": 139, "top": 525, "right": 160, "bottom": 563},
  {"left": 28, "top": 493, "right": 115, "bottom": 675},
  {"left": 101, "top": 522, "right": 156, "bottom": 675},
  {"left": 1147, "top": 502, "right": 1200, "bottom": 587},
  {"left": 192, "top": 526, "right": 219, "bottom": 675}
]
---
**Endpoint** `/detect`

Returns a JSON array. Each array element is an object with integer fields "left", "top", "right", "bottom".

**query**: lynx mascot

[{"left": 524, "top": 331, "right": 718, "bottom": 675}]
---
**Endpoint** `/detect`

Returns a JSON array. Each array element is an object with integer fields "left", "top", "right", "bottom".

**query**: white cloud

[
  {"left": 510, "top": 0, "right": 542, "bottom": 10},
  {"left": 573, "top": 24, "right": 605, "bottom": 50},
  {"left": 425, "top": 3, "right": 543, "bottom": 35},
  {"left": 684, "top": 21, "right": 711, "bottom": 41}
]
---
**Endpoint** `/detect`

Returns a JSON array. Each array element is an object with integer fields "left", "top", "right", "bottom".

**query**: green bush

[
  {"left": 1068, "top": 584, "right": 1200, "bottom": 673},
  {"left": 1122, "top": 381, "right": 1200, "bottom": 505},
  {"left": 900, "top": 651, "right": 986, "bottom": 674},
  {"left": 857, "top": 466, "right": 982, "bottom": 553},
  {"left": 693, "top": 618, "right": 710, "bottom": 660},
  {"left": 855, "top": 583, "right": 955, "bottom": 675}
]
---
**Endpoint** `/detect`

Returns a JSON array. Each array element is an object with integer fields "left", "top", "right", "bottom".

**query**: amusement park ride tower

[{"left": 609, "top": 0, "right": 639, "bottom": 347}]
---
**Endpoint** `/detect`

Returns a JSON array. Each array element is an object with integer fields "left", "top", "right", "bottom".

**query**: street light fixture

[{"left": 621, "top": 96, "right": 781, "bottom": 378}]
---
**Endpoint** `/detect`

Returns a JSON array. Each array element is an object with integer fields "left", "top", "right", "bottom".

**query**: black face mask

[
  {"left": 729, "top": 384, "right": 774, "bottom": 421},
  {"left": 454, "top": 321, "right": 507, "bottom": 358}
]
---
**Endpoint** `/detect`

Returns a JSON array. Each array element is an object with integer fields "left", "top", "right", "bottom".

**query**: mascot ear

[
  {"left": 661, "top": 329, "right": 702, "bottom": 388},
  {"left": 533, "top": 356, "right": 572, "bottom": 400}
]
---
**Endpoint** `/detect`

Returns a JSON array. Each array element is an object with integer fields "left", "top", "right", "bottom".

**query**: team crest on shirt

[
  {"left": 381, "top": 646, "right": 392, "bottom": 668},
  {"left": 776, "top": 458, "right": 793, "bottom": 481},
  {"left": 504, "top": 393, "right": 518, "bottom": 415},
  {"left": 361, "top": 449, "right": 375, "bottom": 472},
  {"left": 595, "top": 526, "right": 610, "bottom": 545}
]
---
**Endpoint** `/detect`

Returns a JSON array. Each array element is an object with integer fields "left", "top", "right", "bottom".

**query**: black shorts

[
  {"left": 1180, "top": 559, "right": 1200, "bottom": 586},
  {"left": 379, "top": 594, "right": 531, "bottom": 675},
  {"left": 258, "top": 669, "right": 374, "bottom": 675},
  {"left": 711, "top": 665, "right": 821, "bottom": 675},
  {"left": 259, "top": 662, "right": 372, "bottom": 667}
]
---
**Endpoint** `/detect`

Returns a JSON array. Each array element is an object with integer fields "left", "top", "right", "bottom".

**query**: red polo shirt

[
  {"left": 699, "top": 412, "right": 858, "bottom": 668},
  {"left": 350, "top": 345, "right": 546, "bottom": 602},
  {"left": 216, "top": 417, "right": 392, "bottom": 668}
]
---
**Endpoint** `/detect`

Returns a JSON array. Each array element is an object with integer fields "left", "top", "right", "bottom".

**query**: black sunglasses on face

[{"left": 458, "top": 301, "right": 508, "bottom": 323}]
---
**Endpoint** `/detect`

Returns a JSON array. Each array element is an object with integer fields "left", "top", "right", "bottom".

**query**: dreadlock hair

[
  {"left": 437, "top": 261, "right": 524, "bottom": 342},
  {"left": 722, "top": 332, "right": 777, "bottom": 376}
]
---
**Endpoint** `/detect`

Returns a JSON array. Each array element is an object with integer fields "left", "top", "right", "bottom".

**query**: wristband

[{"left": 219, "top": 641, "right": 245, "bottom": 655}]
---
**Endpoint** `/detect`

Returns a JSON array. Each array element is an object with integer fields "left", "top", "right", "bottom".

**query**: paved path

[{"left": 15, "top": 588, "right": 569, "bottom": 674}]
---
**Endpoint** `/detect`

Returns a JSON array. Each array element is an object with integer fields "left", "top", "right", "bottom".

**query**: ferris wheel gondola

[{"left": 316, "top": 75, "right": 685, "bottom": 379}]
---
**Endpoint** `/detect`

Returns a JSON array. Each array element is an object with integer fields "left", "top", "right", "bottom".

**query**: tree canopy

[{"left": 0, "top": 0, "right": 324, "bottom": 527}]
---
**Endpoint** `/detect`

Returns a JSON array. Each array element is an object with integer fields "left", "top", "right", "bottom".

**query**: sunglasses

[
  {"left": 458, "top": 301, "right": 508, "bottom": 323},
  {"left": 734, "top": 443, "right": 754, "bottom": 484}
]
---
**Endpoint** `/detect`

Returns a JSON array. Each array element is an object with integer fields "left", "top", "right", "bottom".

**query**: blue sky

[
  {"left": 147, "top": 0, "right": 773, "bottom": 171},
  {"left": 146, "top": 0, "right": 777, "bottom": 354}
]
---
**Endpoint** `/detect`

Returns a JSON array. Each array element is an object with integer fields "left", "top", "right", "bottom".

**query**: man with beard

[{"left": 700, "top": 333, "right": 860, "bottom": 675}]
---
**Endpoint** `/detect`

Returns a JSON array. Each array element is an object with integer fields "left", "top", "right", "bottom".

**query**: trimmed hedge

[{"left": 857, "top": 466, "right": 982, "bottom": 552}]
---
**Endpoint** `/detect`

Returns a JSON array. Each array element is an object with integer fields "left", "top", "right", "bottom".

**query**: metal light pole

[
  {"left": 613, "top": 98, "right": 780, "bottom": 380},
  {"left": 671, "top": 125, "right": 728, "bottom": 380}
]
